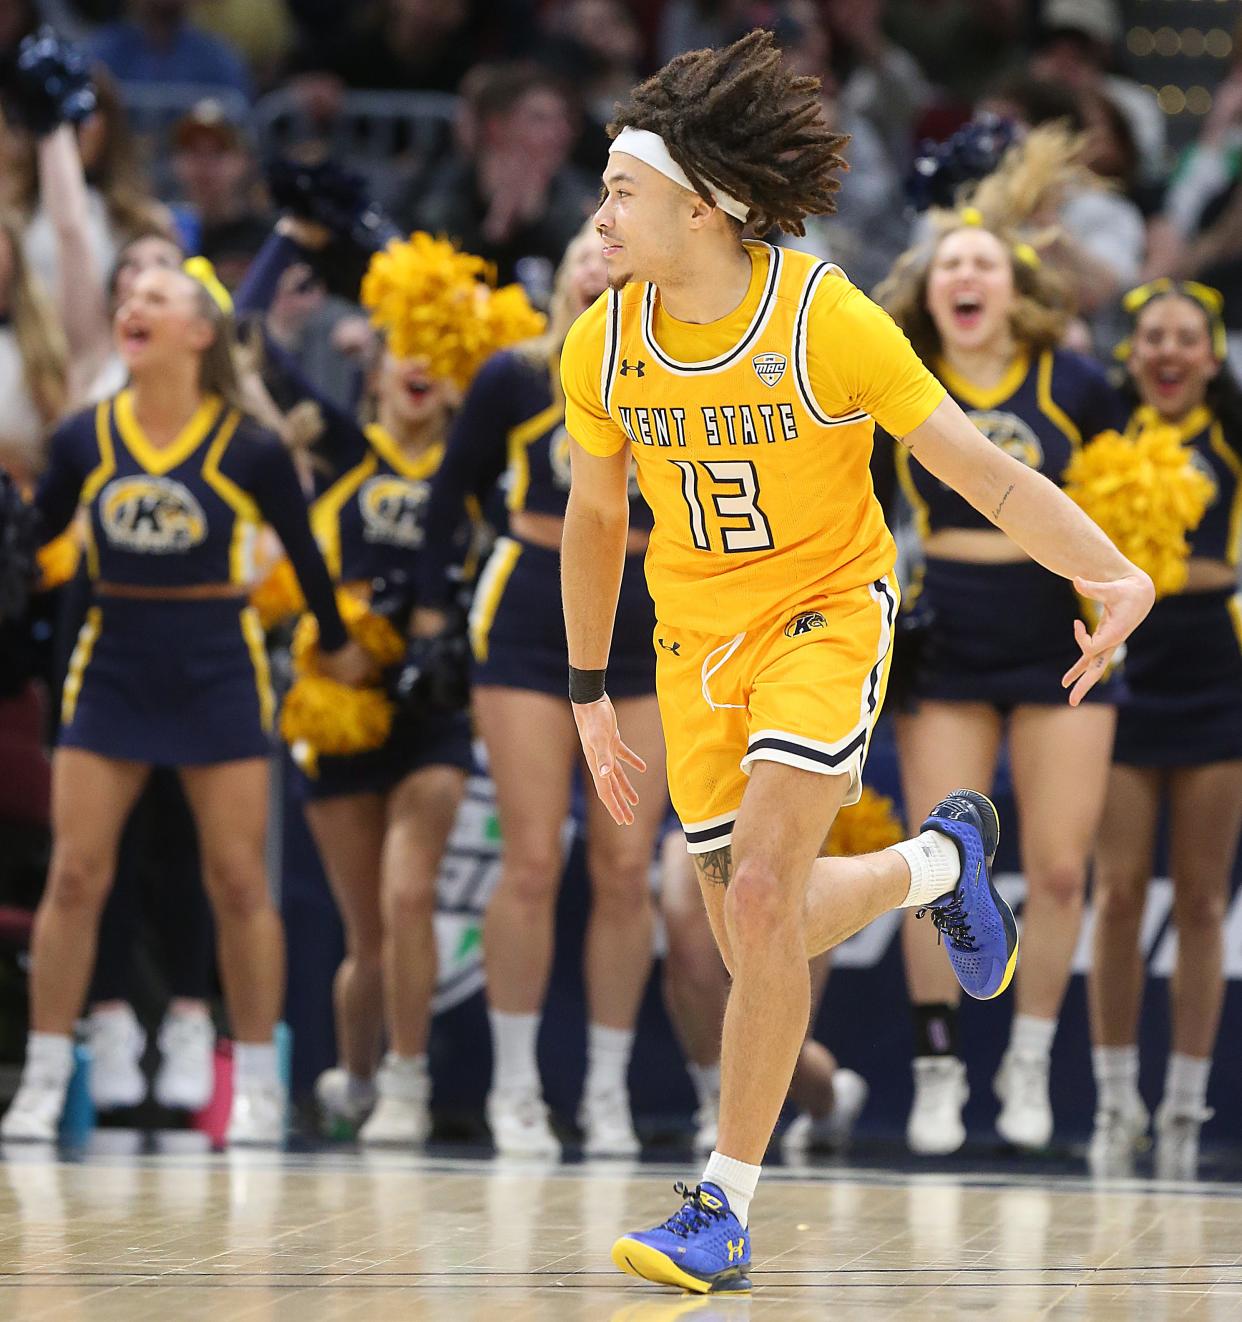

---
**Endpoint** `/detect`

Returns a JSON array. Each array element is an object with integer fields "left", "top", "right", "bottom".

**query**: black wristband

[{"left": 569, "top": 666, "right": 607, "bottom": 704}]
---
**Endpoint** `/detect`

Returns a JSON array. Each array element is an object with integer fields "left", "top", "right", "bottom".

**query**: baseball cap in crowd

[
  {"left": 172, "top": 98, "right": 248, "bottom": 152},
  {"left": 1040, "top": 0, "right": 1122, "bottom": 49}
]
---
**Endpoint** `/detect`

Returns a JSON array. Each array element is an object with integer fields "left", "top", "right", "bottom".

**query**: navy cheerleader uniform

[
  {"left": 896, "top": 348, "right": 1128, "bottom": 709},
  {"left": 300, "top": 421, "right": 474, "bottom": 798},
  {"left": 36, "top": 390, "right": 345, "bottom": 764},
  {"left": 1113, "top": 404, "right": 1242, "bottom": 767},
  {"left": 418, "top": 349, "right": 657, "bottom": 698}
]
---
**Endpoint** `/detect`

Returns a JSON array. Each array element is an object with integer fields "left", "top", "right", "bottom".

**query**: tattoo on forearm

[
  {"left": 991, "top": 483, "right": 1015, "bottom": 522},
  {"left": 693, "top": 847, "right": 732, "bottom": 888}
]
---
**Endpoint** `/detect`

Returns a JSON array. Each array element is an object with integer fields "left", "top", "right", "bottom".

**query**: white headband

[{"left": 609, "top": 126, "right": 751, "bottom": 223}]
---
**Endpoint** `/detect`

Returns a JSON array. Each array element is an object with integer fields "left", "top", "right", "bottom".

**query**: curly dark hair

[{"left": 607, "top": 28, "right": 849, "bottom": 237}]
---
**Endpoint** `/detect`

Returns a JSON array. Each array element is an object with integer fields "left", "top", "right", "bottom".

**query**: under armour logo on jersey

[
  {"left": 784, "top": 610, "right": 826, "bottom": 637},
  {"left": 620, "top": 358, "right": 645, "bottom": 377},
  {"left": 752, "top": 351, "right": 787, "bottom": 387},
  {"left": 658, "top": 637, "right": 681, "bottom": 655}
]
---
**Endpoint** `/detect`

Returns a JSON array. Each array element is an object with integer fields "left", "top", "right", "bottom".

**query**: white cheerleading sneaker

[
  {"left": 0, "top": 1074, "right": 67, "bottom": 1143},
  {"left": 994, "top": 1050, "right": 1054, "bottom": 1150},
  {"left": 315, "top": 1067, "right": 377, "bottom": 1128},
  {"left": 86, "top": 1006, "right": 147, "bottom": 1110},
  {"left": 907, "top": 1056, "right": 969, "bottom": 1155},
  {"left": 1087, "top": 1098, "right": 1149, "bottom": 1177},
  {"left": 1154, "top": 1102, "right": 1211, "bottom": 1182},
  {"left": 580, "top": 1087, "right": 640, "bottom": 1157},
  {"left": 359, "top": 1056, "right": 431, "bottom": 1146},
  {"left": 782, "top": 1067, "right": 869, "bottom": 1156},
  {"left": 486, "top": 1086, "right": 562, "bottom": 1159},
  {"left": 691, "top": 1096, "right": 719, "bottom": 1154},
  {"left": 226, "top": 1083, "right": 287, "bottom": 1146},
  {"left": 153, "top": 1010, "right": 215, "bottom": 1111}
]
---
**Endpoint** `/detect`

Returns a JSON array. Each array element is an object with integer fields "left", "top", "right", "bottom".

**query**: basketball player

[{"left": 559, "top": 31, "right": 1153, "bottom": 1293}]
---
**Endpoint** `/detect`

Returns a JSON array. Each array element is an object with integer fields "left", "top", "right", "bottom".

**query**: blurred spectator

[
  {"left": 1031, "top": 0, "right": 1166, "bottom": 185},
  {"left": 194, "top": 0, "right": 295, "bottom": 91},
  {"left": 4, "top": 68, "right": 171, "bottom": 312},
  {"left": 167, "top": 97, "right": 270, "bottom": 287},
  {"left": 401, "top": 63, "right": 596, "bottom": 303},
  {"left": 289, "top": 0, "right": 475, "bottom": 98},
  {"left": 537, "top": 0, "right": 643, "bottom": 173},
  {"left": 88, "top": 0, "right": 253, "bottom": 100},
  {"left": 978, "top": 73, "right": 1144, "bottom": 326},
  {"left": 883, "top": 0, "right": 1026, "bottom": 107},
  {"left": 823, "top": 0, "right": 932, "bottom": 167},
  {"left": 757, "top": 0, "right": 905, "bottom": 292},
  {"left": 657, "top": 0, "right": 747, "bottom": 66}
]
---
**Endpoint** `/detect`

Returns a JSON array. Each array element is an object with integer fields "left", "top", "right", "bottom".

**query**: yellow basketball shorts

[{"left": 655, "top": 573, "right": 899, "bottom": 853}]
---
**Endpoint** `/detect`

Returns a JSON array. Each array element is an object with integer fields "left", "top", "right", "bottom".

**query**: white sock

[
  {"left": 91, "top": 1003, "right": 138, "bottom": 1027},
  {"left": 1092, "top": 1044, "right": 1140, "bottom": 1113},
  {"left": 27, "top": 1031, "right": 73, "bottom": 1085},
  {"left": 234, "top": 1041, "right": 279, "bottom": 1090},
  {"left": 703, "top": 1150, "right": 761, "bottom": 1227},
  {"left": 1164, "top": 1052, "right": 1211, "bottom": 1116},
  {"left": 585, "top": 1023, "right": 633, "bottom": 1101},
  {"left": 1009, "top": 1014, "right": 1057, "bottom": 1061},
  {"left": 489, "top": 1010, "right": 541, "bottom": 1095},
  {"left": 891, "top": 831, "right": 962, "bottom": 908},
  {"left": 345, "top": 1072, "right": 375, "bottom": 1103},
  {"left": 688, "top": 1061, "right": 721, "bottom": 1108},
  {"left": 379, "top": 1052, "right": 428, "bottom": 1101}
]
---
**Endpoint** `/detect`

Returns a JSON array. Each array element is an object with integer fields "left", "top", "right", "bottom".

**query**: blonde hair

[
  {"left": 875, "top": 123, "right": 1089, "bottom": 365},
  {"left": 0, "top": 209, "right": 68, "bottom": 425},
  {"left": 515, "top": 221, "right": 599, "bottom": 380}
]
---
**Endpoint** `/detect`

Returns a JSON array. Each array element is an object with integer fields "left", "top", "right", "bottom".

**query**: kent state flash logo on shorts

[
  {"left": 100, "top": 476, "right": 207, "bottom": 553},
  {"left": 784, "top": 610, "right": 826, "bottom": 638},
  {"left": 360, "top": 476, "right": 430, "bottom": 548},
  {"left": 752, "top": 351, "right": 787, "bottom": 387}
]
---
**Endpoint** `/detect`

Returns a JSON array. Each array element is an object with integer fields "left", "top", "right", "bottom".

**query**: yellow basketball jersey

[{"left": 562, "top": 241, "right": 945, "bottom": 632}]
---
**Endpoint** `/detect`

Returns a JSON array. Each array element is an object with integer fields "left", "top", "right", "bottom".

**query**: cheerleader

[
  {"left": 416, "top": 226, "right": 668, "bottom": 1157},
  {"left": 241, "top": 219, "right": 543, "bottom": 1143},
  {"left": 877, "top": 180, "right": 1127, "bottom": 1153},
  {"left": 1089, "top": 280, "right": 1242, "bottom": 1179},
  {"left": 0, "top": 262, "right": 367, "bottom": 1144}
]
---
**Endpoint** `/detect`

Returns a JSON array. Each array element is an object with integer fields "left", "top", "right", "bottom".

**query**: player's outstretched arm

[
  {"left": 563, "top": 438, "right": 647, "bottom": 824},
  {"left": 903, "top": 395, "right": 1155, "bottom": 705}
]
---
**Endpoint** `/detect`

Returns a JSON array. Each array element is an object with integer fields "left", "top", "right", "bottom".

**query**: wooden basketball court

[{"left": 2, "top": 1139, "right": 1241, "bottom": 1319}]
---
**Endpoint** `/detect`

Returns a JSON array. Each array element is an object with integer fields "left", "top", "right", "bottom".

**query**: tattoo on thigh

[{"left": 693, "top": 846, "right": 733, "bottom": 888}]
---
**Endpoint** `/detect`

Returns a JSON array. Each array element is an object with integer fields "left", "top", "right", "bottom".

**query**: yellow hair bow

[
  {"left": 955, "top": 208, "right": 1040, "bottom": 270},
  {"left": 958, "top": 206, "right": 984, "bottom": 227},
  {"left": 1120, "top": 277, "right": 1227, "bottom": 360},
  {"left": 183, "top": 256, "right": 234, "bottom": 316}
]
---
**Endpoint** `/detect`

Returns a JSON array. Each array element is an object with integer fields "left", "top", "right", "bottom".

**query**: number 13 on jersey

[{"left": 671, "top": 459, "right": 775, "bottom": 554}]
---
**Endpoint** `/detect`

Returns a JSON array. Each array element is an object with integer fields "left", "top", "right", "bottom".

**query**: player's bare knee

[{"left": 724, "top": 858, "right": 800, "bottom": 947}]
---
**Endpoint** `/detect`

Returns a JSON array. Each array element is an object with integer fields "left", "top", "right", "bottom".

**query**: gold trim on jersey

[
  {"left": 364, "top": 423, "right": 444, "bottom": 480},
  {"left": 1035, "top": 351, "right": 1081, "bottom": 447},
  {"left": 1229, "top": 591, "right": 1242, "bottom": 653},
  {"left": 1208, "top": 421, "right": 1242, "bottom": 566},
  {"left": 311, "top": 454, "right": 377, "bottom": 581},
  {"left": 506, "top": 401, "right": 564, "bottom": 514},
  {"left": 1128, "top": 404, "right": 1213, "bottom": 443},
  {"left": 80, "top": 401, "right": 118, "bottom": 579},
  {"left": 639, "top": 241, "right": 782, "bottom": 374},
  {"left": 113, "top": 389, "right": 223, "bottom": 475},
  {"left": 62, "top": 605, "right": 102, "bottom": 726},
  {"left": 934, "top": 351, "right": 1030, "bottom": 412},
  {"left": 468, "top": 536, "right": 522, "bottom": 663},
  {"left": 240, "top": 605, "right": 275, "bottom": 731},
  {"left": 199, "top": 410, "right": 257, "bottom": 585}
]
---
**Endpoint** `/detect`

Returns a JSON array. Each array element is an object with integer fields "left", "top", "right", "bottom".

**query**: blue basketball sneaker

[
  {"left": 612, "top": 1182, "right": 752, "bottom": 1294},
  {"left": 918, "top": 789, "right": 1018, "bottom": 1001}
]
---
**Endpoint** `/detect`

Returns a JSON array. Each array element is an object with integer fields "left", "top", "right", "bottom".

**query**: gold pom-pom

[
  {"left": 249, "top": 558, "right": 305, "bottom": 631},
  {"left": 279, "top": 675, "right": 393, "bottom": 758},
  {"left": 36, "top": 529, "right": 81, "bottom": 591},
  {"left": 1063, "top": 424, "right": 1216, "bottom": 598},
  {"left": 825, "top": 787, "right": 906, "bottom": 857},
  {"left": 360, "top": 232, "right": 546, "bottom": 389},
  {"left": 291, "top": 590, "right": 405, "bottom": 671}
]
